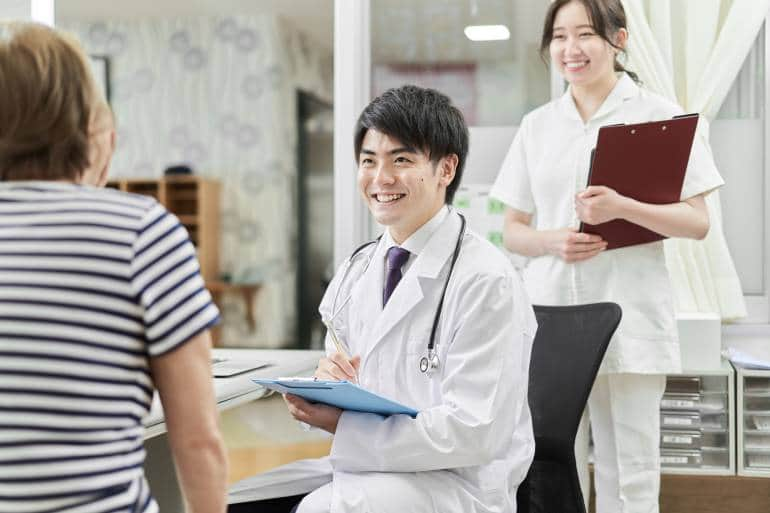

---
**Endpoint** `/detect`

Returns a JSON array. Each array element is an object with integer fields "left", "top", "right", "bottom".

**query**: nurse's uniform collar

[{"left": 559, "top": 73, "right": 640, "bottom": 123}]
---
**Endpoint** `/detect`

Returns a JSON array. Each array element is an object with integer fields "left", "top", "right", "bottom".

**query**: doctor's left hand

[
  {"left": 283, "top": 393, "right": 342, "bottom": 434},
  {"left": 575, "top": 185, "right": 630, "bottom": 225}
]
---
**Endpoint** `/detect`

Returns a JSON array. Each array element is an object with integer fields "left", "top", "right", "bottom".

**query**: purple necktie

[{"left": 383, "top": 246, "right": 410, "bottom": 306}]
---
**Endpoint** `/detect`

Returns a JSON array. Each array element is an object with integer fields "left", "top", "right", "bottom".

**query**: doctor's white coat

[{"left": 231, "top": 211, "right": 536, "bottom": 513}]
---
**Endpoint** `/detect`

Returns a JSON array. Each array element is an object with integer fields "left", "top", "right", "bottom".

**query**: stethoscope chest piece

[{"left": 419, "top": 350, "right": 440, "bottom": 375}]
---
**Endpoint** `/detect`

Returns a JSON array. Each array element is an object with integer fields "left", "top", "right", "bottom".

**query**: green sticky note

[
  {"left": 487, "top": 198, "right": 504, "bottom": 214},
  {"left": 488, "top": 231, "right": 503, "bottom": 247},
  {"left": 454, "top": 197, "right": 471, "bottom": 209}
]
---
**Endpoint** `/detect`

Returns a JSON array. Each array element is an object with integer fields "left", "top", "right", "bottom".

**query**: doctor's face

[
  {"left": 358, "top": 129, "right": 456, "bottom": 244},
  {"left": 549, "top": 1, "right": 626, "bottom": 88}
]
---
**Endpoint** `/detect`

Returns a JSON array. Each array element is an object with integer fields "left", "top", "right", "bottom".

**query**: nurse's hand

[
  {"left": 314, "top": 352, "right": 361, "bottom": 383},
  {"left": 284, "top": 393, "right": 342, "bottom": 434},
  {"left": 544, "top": 227, "right": 607, "bottom": 262},
  {"left": 575, "top": 185, "right": 629, "bottom": 225}
]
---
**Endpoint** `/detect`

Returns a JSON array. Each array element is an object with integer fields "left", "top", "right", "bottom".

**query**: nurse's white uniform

[
  {"left": 490, "top": 74, "right": 723, "bottom": 513},
  {"left": 229, "top": 207, "right": 537, "bottom": 513}
]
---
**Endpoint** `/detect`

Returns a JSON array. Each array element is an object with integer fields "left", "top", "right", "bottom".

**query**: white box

[{"left": 677, "top": 312, "right": 722, "bottom": 371}]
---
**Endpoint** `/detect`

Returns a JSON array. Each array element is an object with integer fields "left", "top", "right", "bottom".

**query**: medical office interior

[{"left": 3, "top": 0, "right": 770, "bottom": 511}]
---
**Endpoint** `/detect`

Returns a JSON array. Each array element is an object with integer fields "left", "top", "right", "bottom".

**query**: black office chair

[
  {"left": 228, "top": 494, "right": 306, "bottom": 513},
  {"left": 516, "top": 303, "right": 622, "bottom": 513}
]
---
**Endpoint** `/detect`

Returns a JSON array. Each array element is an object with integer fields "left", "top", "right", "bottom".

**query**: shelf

[
  {"left": 177, "top": 215, "right": 199, "bottom": 225},
  {"left": 206, "top": 281, "right": 263, "bottom": 347},
  {"left": 106, "top": 177, "right": 220, "bottom": 283},
  {"left": 737, "top": 367, "right": 770, "bottom": 477},
  {"left": 660, "top": 362, "right": 735, "bottom": 476}
]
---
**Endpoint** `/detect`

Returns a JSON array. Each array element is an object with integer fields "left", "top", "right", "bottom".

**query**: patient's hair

[
  {"left": 354, "top": 85, "right": 469, "bottom": 205},
  {"left": 0, "top": 22, "right": 100, "bottom": 181}
]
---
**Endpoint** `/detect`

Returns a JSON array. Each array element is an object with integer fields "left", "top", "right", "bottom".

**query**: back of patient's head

[
  {"left": 0, "top": 22, "right": 101, "bottom": 182},
  {"left": 354, "top": 84, "right": 469, "bottom": 204}
]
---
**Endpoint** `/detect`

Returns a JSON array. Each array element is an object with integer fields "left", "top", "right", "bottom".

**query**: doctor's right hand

[
  {"left": 542, "top": 227, "right": 607, "bottom": 263},
  {"left": 315, "top": 352, "right": 361, "bottom": 383}
]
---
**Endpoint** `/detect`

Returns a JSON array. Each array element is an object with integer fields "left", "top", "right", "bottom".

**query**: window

[{"left": 712, "top": 24, "right": 768, "bottom": 322}]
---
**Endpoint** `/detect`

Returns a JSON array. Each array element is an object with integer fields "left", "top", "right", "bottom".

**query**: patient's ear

[
  {"left": 82, "top": 103, "right": 116, "bottom": 187},
  {"left": 95, "top": 129, "right": 116, "bottom": 187}
]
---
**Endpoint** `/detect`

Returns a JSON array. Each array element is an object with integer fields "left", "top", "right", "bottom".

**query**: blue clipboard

[{"left": 253, "top": 378, "right": 419, "bottom": 418}]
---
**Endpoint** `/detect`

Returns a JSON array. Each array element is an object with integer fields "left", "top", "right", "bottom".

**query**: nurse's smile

[{"left": 564, "top": 60, "right": 589, "bottom": 72}]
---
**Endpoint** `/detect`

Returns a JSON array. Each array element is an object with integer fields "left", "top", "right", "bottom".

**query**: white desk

[{"left": 143, "top": 348, "right": 322, "bottom": 512}]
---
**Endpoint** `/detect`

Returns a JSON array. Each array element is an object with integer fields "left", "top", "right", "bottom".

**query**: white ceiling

[{"left": 56, "top": 0, "right": 335, "bottom": 53}]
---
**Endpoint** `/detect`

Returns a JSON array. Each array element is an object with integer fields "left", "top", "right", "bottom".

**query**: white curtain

[{"left": 622, "top": 0, "right": 770, "bottom": 320}]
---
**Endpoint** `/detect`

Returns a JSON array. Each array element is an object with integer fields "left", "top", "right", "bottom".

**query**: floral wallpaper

[{"left": 63, "top": 15, "right": 333, "bottom": 347}]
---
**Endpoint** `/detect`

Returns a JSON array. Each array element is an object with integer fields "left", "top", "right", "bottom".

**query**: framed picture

[{"left": 89, "top": 55, "right": 112, "bottom": 103}]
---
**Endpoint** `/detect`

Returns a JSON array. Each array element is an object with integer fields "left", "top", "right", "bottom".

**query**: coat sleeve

[{"left": 328, "top": 270, "right": 535, "bottom": 473}]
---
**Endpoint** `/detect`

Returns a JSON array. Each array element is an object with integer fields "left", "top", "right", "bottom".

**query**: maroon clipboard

[{"left": 579, "top": 114, "right": 699, "bottom": 250}]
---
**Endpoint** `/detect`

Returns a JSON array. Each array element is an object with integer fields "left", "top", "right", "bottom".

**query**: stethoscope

[{"left": 327, "top": 212, "right": 467, "bottom": 377}]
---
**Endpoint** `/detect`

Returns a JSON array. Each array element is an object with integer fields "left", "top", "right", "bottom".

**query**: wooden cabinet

[{"left": 106, "top": 177, "right": 221, "bottom": 281}]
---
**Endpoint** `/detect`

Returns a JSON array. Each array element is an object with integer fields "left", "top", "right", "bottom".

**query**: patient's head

[{"left": 0, "top": 21, "right": 110, "bottom": 184}]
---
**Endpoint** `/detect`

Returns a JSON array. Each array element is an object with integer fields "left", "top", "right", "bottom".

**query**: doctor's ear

[{"left": 438, "top": 154, "right": 458, "bottom": 186}]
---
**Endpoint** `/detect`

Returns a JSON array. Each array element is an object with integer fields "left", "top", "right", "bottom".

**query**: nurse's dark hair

[
  {"left": 540, "top": 0, "right": 641, "bottom": 84},
  {"left": 353, "top": 85, "right": 469, "bottom": 205}
]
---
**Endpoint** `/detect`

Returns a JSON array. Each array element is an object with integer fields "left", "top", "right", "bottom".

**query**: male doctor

[{"left": 228, "top": 85, "right": 536, "bottom": 513}]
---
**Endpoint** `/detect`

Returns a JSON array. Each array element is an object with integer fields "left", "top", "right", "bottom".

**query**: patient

[{"left": 0, "top": 22, "right": 227, "bottom": 513}]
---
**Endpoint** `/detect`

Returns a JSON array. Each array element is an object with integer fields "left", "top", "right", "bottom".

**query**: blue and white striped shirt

[{"left": 0, "top": 182, "right": 220, "bottom": 513}]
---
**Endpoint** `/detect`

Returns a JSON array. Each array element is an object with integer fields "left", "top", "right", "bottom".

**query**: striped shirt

[{"left": 0, "top": 182, "right": 220, "bottom": 513}]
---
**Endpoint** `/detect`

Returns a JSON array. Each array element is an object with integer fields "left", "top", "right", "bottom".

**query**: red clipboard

[{"left": 579, "top": 113, "right": 699, "bottom": 250}]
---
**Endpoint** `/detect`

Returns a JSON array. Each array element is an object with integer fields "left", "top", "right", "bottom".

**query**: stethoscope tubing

[{"left": 328, "top": 211, "right": 467, "bottom": 375}]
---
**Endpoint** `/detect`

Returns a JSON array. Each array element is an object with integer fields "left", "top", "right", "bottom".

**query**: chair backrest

[{"left": 517, "top": 302, "right": 622, "bottom": 513}]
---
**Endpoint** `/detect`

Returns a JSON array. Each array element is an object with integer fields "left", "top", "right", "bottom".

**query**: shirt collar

[
  {"left": 559, "top": 72, "right": 640, "bottom": 123},
  {"left": 383, "top": 205, "right": 449, "bottom": 256}
]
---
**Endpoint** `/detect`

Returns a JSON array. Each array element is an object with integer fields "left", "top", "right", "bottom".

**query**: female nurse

[{"left": 490, "top": 1, "right": 724, "bottom": 512}]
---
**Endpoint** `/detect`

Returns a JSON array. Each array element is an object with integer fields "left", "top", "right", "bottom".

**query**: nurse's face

[
  {"left": 549, "top": 1, "right": 625, "bottom": 88},
  {"left": 357, "top": 129, "right": 456, "bottom": 244}
]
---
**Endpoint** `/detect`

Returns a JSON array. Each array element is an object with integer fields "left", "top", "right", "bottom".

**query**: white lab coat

[{"left": 229, "top": 211, "right": 536, "bottom": 513}]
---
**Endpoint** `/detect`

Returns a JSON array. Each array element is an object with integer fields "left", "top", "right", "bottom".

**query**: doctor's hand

[
  {"left": 315, "top": 352, "right": 361, "bottom": 383},
  {"left": 542, "top": 227, "right": 607, "bottom": 263},
  {"left": 284, "top": 393, "right": 342, "bottom": 434},
  {"left": 575, "top": 185, "right": 630, "bottom": 226}
]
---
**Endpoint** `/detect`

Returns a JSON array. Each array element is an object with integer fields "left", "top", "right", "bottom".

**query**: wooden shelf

[
  {"left": 107, "top": 177, "right": 220, "bottom": 282},
  {"left": 206, "top": 281, "right": 263, "bottom": 347},
  {"left": 177, "top": 215, "right": 199, "bottom": 225}
]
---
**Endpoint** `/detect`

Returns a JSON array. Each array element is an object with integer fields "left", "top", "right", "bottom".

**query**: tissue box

[{"left": 677, "top": 312, "right": 722, "bottom": 371}]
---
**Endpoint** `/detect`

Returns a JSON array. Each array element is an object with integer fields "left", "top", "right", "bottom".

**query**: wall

[{"left": 62, "top": 15, "right": 332, "bottom": 347}]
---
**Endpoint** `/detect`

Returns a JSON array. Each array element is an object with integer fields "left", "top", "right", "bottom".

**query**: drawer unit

[
  {"left": 660, "top": 411, "right": 728, "bottom": 431},
  {"left": 737, "top": 369, "right": 770, "bottom": 476},
  {"left": 660, "top": 447, "right": 730, "bottom": 469},
  {"left": 660, "top": 362, "right": 735, "bottom": 475},
  {"left": 660, "top": 429, "right": 728, "bottom": 450}
]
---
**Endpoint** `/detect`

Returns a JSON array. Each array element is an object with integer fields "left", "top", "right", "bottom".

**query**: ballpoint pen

[{"left": 322, "top": 319, "right": 352, "bottom": 361}]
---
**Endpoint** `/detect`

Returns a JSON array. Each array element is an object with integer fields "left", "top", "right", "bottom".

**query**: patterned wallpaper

[{"left": 62, "top": 15, "right": 333, "bottom": 347}]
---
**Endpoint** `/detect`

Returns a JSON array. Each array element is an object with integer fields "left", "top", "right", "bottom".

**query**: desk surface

[{"left": 143, "top": 348, "right": 323, "bottom": 439}]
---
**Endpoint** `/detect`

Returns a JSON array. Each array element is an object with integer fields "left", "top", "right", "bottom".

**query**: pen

[{"left": 322, "top": 319, "right": 352, "bottom": 361}]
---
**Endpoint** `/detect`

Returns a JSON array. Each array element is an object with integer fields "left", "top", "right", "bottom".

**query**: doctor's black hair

[
  {"left": 353, "top": 85, "right": 469, "bottom": 205},
  {"left": 541, "top": 0, "right": 641, "bottom": 84}
]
